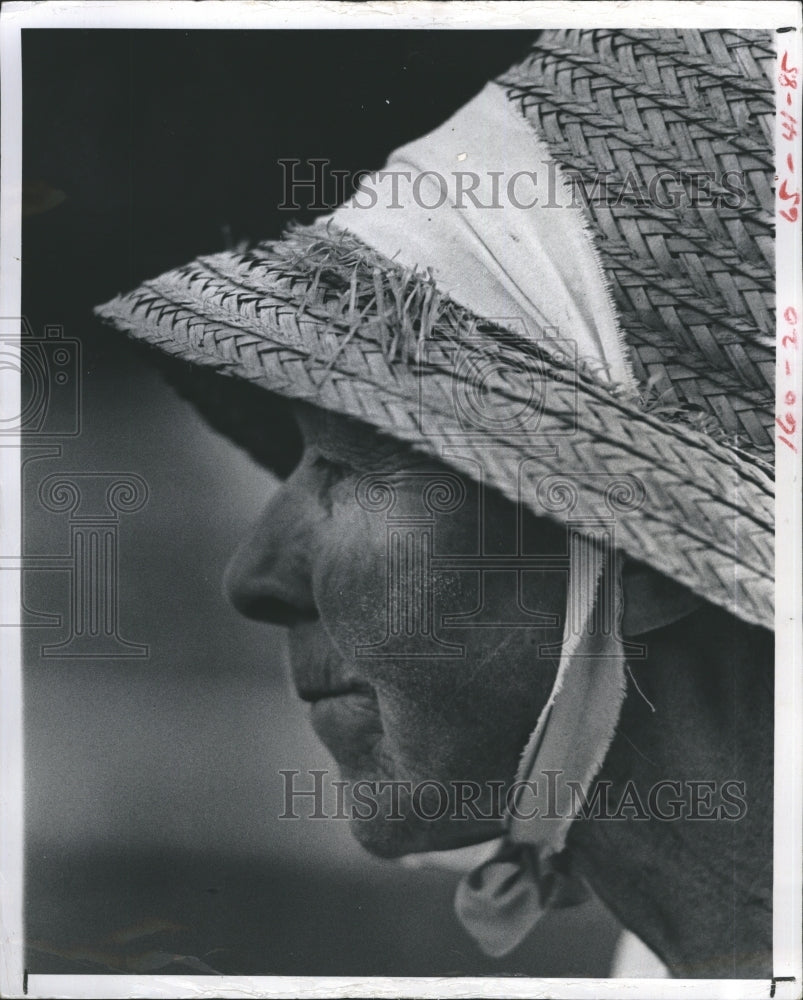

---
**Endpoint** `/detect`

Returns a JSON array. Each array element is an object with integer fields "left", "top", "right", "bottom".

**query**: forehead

[{"left": 293, "top": 401, "right": 424, "bottom": 470}]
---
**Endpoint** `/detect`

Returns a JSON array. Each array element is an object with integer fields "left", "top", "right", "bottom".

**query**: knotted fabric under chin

[
  {"left": 454, "top": 542, "right": 629, "bottom": 957},
  {"left": 454, "top": 839, "right": 590, "bottom": 958}
]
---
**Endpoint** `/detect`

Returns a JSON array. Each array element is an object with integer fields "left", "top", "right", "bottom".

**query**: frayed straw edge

[{"left": 265, "top": 222, "right": 773, "bottom": 473}]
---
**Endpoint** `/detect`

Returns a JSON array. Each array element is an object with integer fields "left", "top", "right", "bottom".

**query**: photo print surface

[{"left": 1, "top": 3, "right": 801, "bottom": 998}]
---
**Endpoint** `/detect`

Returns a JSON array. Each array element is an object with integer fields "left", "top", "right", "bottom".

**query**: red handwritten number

[
  {"left": 780, "top": 51, "right": 799, "bottom": 88},
  {"left": 779, "top": 180, "right": 801, "bottom": 223},
  {"left": 777, "top": 57, "right": 800, "bottom": 453}
]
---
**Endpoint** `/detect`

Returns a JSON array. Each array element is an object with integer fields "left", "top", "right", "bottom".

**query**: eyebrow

[
  {"left": 312, "top": 420, "right": 424, "bottom": 473},
  {"left": 316, "top": 434, "right": 406, "bottom": 470}
]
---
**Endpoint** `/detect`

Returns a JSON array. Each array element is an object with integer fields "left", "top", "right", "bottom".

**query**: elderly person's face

[{"left": 225, "top": 402, "right": 567, "bottom": 857}]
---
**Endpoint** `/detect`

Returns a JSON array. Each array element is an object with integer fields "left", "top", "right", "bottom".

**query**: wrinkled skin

[{"left": 224, "top": 402, "right": 568, "bottom": 857}]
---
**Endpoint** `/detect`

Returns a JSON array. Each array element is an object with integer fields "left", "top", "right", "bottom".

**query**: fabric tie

[
  {"left": 454, "top": 840, "right": 589, "bottom": 958},
  {"left": 454, "top": 542, "right": 628, "bottom": 956}
]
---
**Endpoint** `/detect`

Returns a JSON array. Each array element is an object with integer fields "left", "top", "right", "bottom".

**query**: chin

[
  {"left": 347, "top": 815, "right": 425, "bottom": 859},
  {"left": 308, "top": 697, "right": 507, "bottom": 857},
  {"left": 344, "top": 794, "right": 505, "bottom": 859}
]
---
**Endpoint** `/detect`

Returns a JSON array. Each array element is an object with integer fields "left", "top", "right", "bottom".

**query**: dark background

[{"left": 21, "top": 28, "right": 622, "bottom": 976}]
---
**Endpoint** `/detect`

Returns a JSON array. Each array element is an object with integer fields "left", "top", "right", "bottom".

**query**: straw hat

[{"left": 96, "top": 27, "right": 775, "bottom": 632}]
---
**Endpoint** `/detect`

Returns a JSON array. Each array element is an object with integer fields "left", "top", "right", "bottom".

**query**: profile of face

[{"left": 224, "top": 402, "right": 568, "bottom": 858}]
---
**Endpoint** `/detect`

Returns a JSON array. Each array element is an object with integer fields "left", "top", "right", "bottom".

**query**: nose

[{"left": 223, "top": 473, "right": 320, "bottom": 626}]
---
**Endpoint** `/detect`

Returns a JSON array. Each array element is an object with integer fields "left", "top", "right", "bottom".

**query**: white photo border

[{"left": 1, "top": 2, "right": 800, "bottom": 998}]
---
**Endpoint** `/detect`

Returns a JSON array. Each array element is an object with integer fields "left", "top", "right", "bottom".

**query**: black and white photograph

[{"left": 0, "top": 2, "right": 801, "bottom": 997}]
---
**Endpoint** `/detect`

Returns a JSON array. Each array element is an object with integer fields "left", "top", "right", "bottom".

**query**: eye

[
  {"left": 313, "top": 452, "right": 350, "bottom": 473},
  {"left": 311, "top": 451, "right": 354, "bottom": 486}
]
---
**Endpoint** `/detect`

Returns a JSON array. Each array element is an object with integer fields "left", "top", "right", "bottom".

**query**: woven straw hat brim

[
  {"left": 95, "top": 227, "right": 774, "bottom": 631},
  {"left": 499, "top": 28, "right": 776, "bottom": 457}
]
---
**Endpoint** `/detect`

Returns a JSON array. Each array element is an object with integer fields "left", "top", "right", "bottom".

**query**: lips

[
  {"left": 297, "top": 680, "right": 375, "bottom": 704},
  {"left": 308, "top": 687, "right": 383, "bottom": 770},
  {"left": 287, "top": 621, "right": 375, "bottom": 704}
]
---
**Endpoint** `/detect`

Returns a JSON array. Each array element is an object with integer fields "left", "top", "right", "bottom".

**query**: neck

[{"left": 566, "top": 604, "right": 773, "bottom": 977}]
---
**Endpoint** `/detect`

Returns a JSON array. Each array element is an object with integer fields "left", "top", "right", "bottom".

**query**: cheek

[
  {"left": 308, "top": 491, "right": 565, "bottom": 787},
  {"left": 312, "top": 497, "right": 388, "bottom": 655},
  {"left": 311, "top": 497, "right": 483, "bottom": 666}
]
